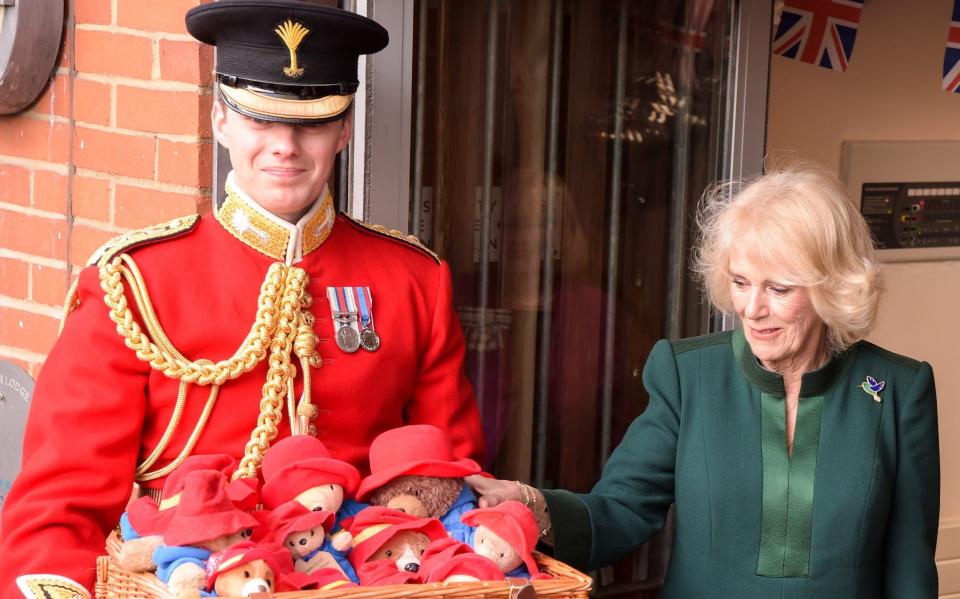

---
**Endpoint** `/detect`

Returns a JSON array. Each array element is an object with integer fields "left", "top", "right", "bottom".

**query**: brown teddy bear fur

[
  {"left": 283, "top": 525, "right": 348, "bottom": 576},
  {"left": 366, "top": 476, "right": 462, "bottom": 519},
  {"left": 213, "top": 558, "right": 276, "bottom": 597},
  {"left": 116, "top": 534, "right": 164, "bottom": 572},
  {"left": 367, "top": 530, "right": 431, "bottom": 572}
]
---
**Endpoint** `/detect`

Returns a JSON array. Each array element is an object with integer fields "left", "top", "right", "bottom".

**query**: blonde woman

[{"left": 468, "top": 165, "right": 939, "bottom": 598}]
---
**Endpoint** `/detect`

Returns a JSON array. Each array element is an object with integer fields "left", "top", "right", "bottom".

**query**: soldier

[{"left": 0, "top": 2, "right": 484, "bottom": 597}]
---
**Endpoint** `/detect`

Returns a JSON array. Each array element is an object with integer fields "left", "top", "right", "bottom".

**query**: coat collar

[
  {"left": 732, "top": 328, "right": 858, "bottom": 397},
  {"left": 215, "top": 172, "right": 335, "bottom": 265}
]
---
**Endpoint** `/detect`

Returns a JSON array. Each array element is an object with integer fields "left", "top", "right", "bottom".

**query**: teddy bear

[
  {"left": 355, "top": 425, "right": 482, "bottom": 544},
  {"left": 152, "top": 469, "right": 259, "bottom": 597},
  {"left": 206, "top": 541, "right": 355, "bottom": 596},
  {"left": 263, "top": 499, "right": 358, "bottom": 583},
  {"left": 118, "top": 453, "right": 257, "bottom": 573},
  {"left": 343, "top": 506, "right": 448, "bottom": 585},
  {"left": 205, "top": 542, "right": 281, "bottom": 597},
  {"left": 418, "top": 536, "right": 506, "bottom": 583},
  {"left": 460, "top": 500, "right": 548, "bottom": 579},
  {"left": 260, "top": 435, "right": 364, "bottom": 552}
]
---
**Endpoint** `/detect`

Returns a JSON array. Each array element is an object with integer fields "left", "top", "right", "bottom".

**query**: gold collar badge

[
  {"left": 216, "top": 178, "right": 335, "bottom": 263},
  {"left": 275, "top": 19, "right": 310, "bottom": 79}
]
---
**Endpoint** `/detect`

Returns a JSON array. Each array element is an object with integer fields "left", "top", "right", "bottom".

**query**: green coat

[{"left": 544, "top": 329, "right": 939, "bottom": 598}]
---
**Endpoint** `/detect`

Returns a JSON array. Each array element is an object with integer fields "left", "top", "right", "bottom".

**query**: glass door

[
  {"left": 405, "top": 1, "right": 754, "bottom": 595},
  {"left": 209, "top": 0, "right": 773, "bottom": 592}
]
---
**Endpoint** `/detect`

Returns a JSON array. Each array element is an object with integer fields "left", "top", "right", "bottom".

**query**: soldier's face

[{"left": 213, "top": 101, "right": 352, "bottom": 223}]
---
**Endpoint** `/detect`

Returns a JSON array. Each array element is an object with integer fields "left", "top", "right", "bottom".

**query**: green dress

[{"left": 544, "top": 329, "right": 939, "bottom": 598}]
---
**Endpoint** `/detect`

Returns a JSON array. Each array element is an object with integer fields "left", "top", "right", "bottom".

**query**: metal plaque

[{"left": 0, "top": 361, "right": 33, "bottom": 513}]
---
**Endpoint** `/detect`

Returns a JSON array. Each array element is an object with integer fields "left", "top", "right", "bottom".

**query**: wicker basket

[{"left": 95, "top": 532, "right": 592, "bottom": 598}]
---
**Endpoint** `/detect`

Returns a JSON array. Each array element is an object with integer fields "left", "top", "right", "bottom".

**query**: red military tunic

[{"left": 0, "top": 180, "right": 484, "bottom": 595}]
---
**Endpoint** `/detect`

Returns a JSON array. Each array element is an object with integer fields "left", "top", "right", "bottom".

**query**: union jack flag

[
  {"left": 772, "top": 0, "right": 864, "bottom": 72},
  {"left": 943, "top": 0, "right": 960, "bottom": 92}
]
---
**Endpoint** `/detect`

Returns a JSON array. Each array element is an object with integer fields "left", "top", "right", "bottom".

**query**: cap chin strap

[{"left": 219, "top": 82, "right": 353, "bottom": 123}]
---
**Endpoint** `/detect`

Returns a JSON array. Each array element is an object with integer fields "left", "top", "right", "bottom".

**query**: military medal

[
  {"left": 327, "top": 287, "right": 361, "bottom": 353},
  {"left": 355, "top": 286, "right": 381, "bottom": 352},
  {"left": 335, "top": 325, "right": 360, "bottom": 353}
]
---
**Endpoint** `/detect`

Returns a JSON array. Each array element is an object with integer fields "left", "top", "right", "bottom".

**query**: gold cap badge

[{"left": 275, "top": 20, "right": 310, "bottom": 79}]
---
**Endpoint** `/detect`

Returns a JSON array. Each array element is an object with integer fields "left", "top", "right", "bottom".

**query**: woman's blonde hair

[{"left": 692, "top": 161, "right": 883, "bottom": 351}]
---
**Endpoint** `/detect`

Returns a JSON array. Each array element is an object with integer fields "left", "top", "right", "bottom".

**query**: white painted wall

[{"left": 766, "top": 0, "right": 960, "bottom": 593}]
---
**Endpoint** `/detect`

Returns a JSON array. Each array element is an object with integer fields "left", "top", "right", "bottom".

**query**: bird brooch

[{"left": 860, "top": 375, "right": 885, "bottom": 402}]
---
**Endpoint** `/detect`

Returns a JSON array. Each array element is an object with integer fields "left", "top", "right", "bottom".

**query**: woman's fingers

[
  {"left": 464, "top": 475, "right": 525, "bottom": 508},
  {"left": 463, "top": 474, "right": 492, "bottom": 493}
]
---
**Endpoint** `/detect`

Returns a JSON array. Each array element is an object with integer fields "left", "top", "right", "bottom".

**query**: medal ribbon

[
  {"left": 356, "top": 287, "right": 374, "bottom": 329},
  {"left": 326, "top": 287, "right": 358, "bottom": 336},
  {"left": 342, "top": 287, "right": 360, "bottom": 334},
  {"left": 326, "top": 287, "right": 342, "bottom": 325}
]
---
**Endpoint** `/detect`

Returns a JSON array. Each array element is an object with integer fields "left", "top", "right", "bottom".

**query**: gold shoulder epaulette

[
  {"left": 61, "top": 214, "right": 200, "bottom": 327},
  {"left": 342, "top": 213, "right": 440, "bottom": 264},
  {"left": 87, "top": 214, "right": 201, "bottom": 268}
]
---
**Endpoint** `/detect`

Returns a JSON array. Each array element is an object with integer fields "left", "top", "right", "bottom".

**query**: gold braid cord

[
  {"left": 235, "top": 266, "right": 307, "bottom": 480},
  {"left": 98, "top": 255, "right": 320, "bottom": 482}
]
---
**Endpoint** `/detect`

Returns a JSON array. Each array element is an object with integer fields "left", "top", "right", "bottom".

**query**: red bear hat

[
  {"left": 127, "top": 454, "right": 257, "bottom": 535},
  {"left": 420, "top": 537, "right": 473, "bottom": 564},
  {"left": 354, "top": 425, "right": 481, "bottom": 502},
  {"left": 205, "top": 541, "right": 286, "bottom": 591},
  {"left": 264, "top": 500, "right": 335, "bottom": 546},
  {"left": 343, "top": 506, "right": 448, "bottom": 567},
  {"left": 356, "top": 558, "right": 422, "bottom": 586},
  {"left": 461, "top": 500, "right": 541, "bottom": 576},
  {"left": 290, "top": 568, "right": 356, "bottom": 592},
  {"left": 163, "top": 470, "right": 259, "bottom": 547},
  {"left": 418, "top": 536, "right": 505, "bottom": 583},
  {"left": 260, "top": 435, "right": 361, "bottom": 509},
  {"left": 425, "top": 553, "right": 506, "bottom": 583}
]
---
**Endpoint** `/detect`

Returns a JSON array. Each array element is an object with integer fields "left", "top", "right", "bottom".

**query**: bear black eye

[
  {"left": 310, "top": 529, "right": 315, "bottom": 537},
  {"left": 241, "top": 528, "right": 253, "bottom": 538},
  {"left": 414, "top": 490, "right": 421, "bottom": 497},
  {"left": 499, "top": 553, "right": 504, "bottom": 558},
  {"left": 385, "top": 550, "right": 393, "bottom": 557},
  {"left": 267, "top": 580, "right": 272, "bottom": 587},
  {"left": 289, "top": 541, "right": 295, "bottom": 547},
  {"left": 244, "top": 570, "right": 251, "bottom": 578},
  {"left": 420, "top": 548, "right": 425, "bottom": 556},
  {"left": 330, "top": 484, "right": 335, "bottom": 491}
]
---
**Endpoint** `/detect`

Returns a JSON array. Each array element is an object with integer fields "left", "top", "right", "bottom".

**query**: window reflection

[{"left": 410, "top": 1, "right": 730, "bottom": 593}]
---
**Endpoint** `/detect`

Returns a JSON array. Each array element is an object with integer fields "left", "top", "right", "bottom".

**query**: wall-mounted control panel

[
  {"left": 861, "top": 182, "right": 960, "bottom": 249},
  {"left": 842, "top": 141, "right": 960, "bottom": 260}
]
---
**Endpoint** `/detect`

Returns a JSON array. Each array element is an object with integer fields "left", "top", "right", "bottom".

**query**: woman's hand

[
  {"left": 464, "top": 475, "right": 554, "bottom": 543},
  {"left": 464, "top": 475, "right": 526, "bottom": 508},
  {"left": 464, "top": 475, "right": 548, "bottom": 516}
]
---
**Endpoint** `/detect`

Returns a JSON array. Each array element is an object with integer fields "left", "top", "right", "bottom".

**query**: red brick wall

[{"left": 0, "top": 0, "right": 214, "bottom": 378}]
